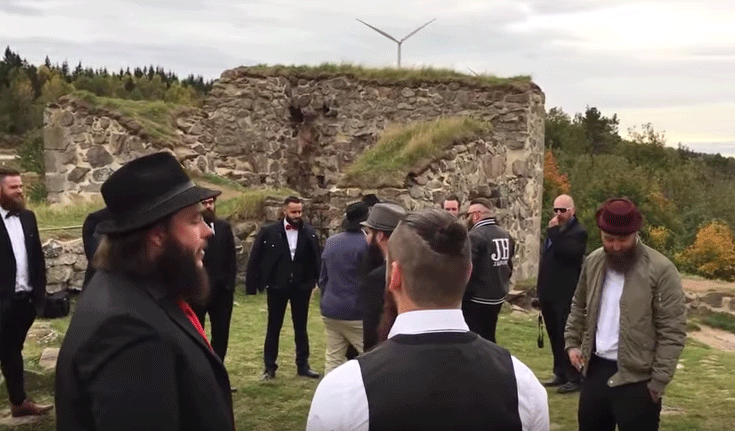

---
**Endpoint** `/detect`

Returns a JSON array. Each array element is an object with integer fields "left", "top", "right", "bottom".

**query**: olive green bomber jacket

[{"left": 564, "top": 240, "right": 686, "bottom": 394}]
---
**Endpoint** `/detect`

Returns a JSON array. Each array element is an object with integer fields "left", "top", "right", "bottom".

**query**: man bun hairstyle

[{"left": 388, "top": 209, "right": 471, "bottom": 307}]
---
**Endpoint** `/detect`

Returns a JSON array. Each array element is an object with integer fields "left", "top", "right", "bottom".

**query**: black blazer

[
  {"left": 245, "top": 220, "right": 320, "bottom": 294},
  {"left": 55, "top": 270, "right": 234, "bottom": 431},
  {"left": 203, "top": 218, "right": 237, "bottom": 292},
  {"left": 0, "top": 209, "right": 46, "bottom": 303},
  {"left": 82, "top": 207, "right": 112, "bottom": 288},
  {"left": 536, "top": 217, "right": 587, "bottom": 308}
]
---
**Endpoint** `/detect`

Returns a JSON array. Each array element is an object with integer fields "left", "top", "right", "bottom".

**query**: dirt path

[
  {"left": 682, "top": 277, "right": 735, "bottom": 294},
  {"left": 689, "top": 326, "right": 735, "bottom": 352}
]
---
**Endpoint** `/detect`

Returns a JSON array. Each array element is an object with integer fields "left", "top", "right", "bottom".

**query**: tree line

[
  {"left": 0, "top": 46, "right": 213, "bottom": 146},
  {"left": 543, "top": 106, "right": 735, "bottom": 280}
]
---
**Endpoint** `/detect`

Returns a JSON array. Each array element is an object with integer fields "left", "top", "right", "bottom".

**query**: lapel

[
  {"left": 141, "top": 281, "right": 225, "bottom": 368},
  {"left": 0, "top": 216, "right": 12, "bottom": 259},
  {"left": 294, "top": 226, "right": 309, "bottom": 261},
  {"left": 279, "top": 221, "right": 292, "bottom": 259},
  {"left": 20, "top": 212, "right": 36, "bottom": 264}
]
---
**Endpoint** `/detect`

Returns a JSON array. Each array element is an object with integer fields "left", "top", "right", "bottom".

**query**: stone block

[
  {"left": 59, "top": 110, "right": 74, "bottom": 127},
  {"left": 47, "top": 266, "right": 72, "bottom": 284},
  {"left": 512, "top": 160, "right": 529, "bottom": 177},
  {"left": 67, "top": 166, "right": 90, "bottom": 183},
  {"left": 91, "top": 167, "right": 114, "bottom": 183},
  {"left": 92, "top": 131, "right": 107, "bottom": 145},
  {"left": 700, "top": 291, "right": 733, "bottom": 308},
  {"left": 43, "top": 240, "right": 63, "bottom": 258},
  {"left": 45, "top": 173, "right": 66, "bottom": 193},
  {"left": 98, "top": 116, "right": 111, "bottom": 129},
  {"left": 44, "top": 151, "right": 62, "bottom": 173},
  {"left": 43, "top": 126, "right": 68, "bottom": 150},
  {"left": 39, "top": 348, "right": 60, "bottom": 371},
  {"left": 401, "top": 88, "right": 415, "bottom": 98},
  {"left": 80, "top": 182, "right": 102, "bottom": 193},
  {"left": 87, "top": 147, "right": 113, "bottom": 168}
]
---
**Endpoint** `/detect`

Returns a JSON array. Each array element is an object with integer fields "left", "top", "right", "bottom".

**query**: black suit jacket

[
  {"left": 204, "top": 218, "right": 237, "bottom": 293},
  {"left": 82, "top": 207, "right": 112, "bottom": 288},
  {"left": 536, "top": 217, "right": 587, "bottom": 308},
  {"left": 245, "top": 220, "right": 320, "bottom": 294},
  {"left": 55, "top": 270, "right": 234, "bottom": 431},
  {"left": 0, "top": 209, "right": 46, "bottom": 304}
]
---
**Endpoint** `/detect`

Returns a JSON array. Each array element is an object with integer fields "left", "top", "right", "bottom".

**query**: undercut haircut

[
  {"left": 284, "top": 196, "right": 302, "bottom": 206},
  {"left": 387, "top": 209, "right": 471, "bottom": 307},
  {"left": 0, "top": 167, "right": 21, "bottom": 184},
  {"left": 469, "top": 197, "right": 494, "bottom": 211}
]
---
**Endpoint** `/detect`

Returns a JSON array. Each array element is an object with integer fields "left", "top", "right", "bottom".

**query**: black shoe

[
  {"left": 543, "top": 375, "right": 567, "bottom": 387},
  {"left": 297, "top": 367, "right": 321, "bottom": 379},
  {"left": 557, "top": 382, "right": 582, "bottom": 394},
  {"left": 260, "top": 370, "right": 276, "bottom": 381}
]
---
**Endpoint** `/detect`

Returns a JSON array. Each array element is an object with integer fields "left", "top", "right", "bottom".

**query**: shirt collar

[
  {"left": 0, "top": 206, "right": 13, "bottom": 219},
  {"left": 388, "top": 309, "right": 469, "bottom": 339}
]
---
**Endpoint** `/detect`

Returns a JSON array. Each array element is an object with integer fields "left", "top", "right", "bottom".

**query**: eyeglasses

[
  {"left": 362, "top": 227, "right": 371, "bottom": 236},
  {"left": 553, "top": 208, "right": 570, "bottom": 213}
]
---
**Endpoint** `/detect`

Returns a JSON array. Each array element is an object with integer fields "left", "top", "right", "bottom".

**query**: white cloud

[{"left": 0, "top": 0, "right": 732, "bottom": 156}]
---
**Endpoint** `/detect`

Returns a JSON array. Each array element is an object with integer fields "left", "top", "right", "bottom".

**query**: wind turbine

[{"left": 356, "top": 18, "right": 436, "bottom": 68}]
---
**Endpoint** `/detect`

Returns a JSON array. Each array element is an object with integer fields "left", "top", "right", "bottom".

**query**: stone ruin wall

[{"left": 43, "top": 68, "right": 545, "bottom": 281}]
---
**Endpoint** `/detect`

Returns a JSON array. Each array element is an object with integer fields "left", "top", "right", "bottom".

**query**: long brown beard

[
  {"left": 0, "top": 192, "right": 25, "bottom": 213},
  {"left": 377, "top": 287, "right": 398, "bottom": 344},
  {"left": 604, "top": 244, "right": 639, "bottom": 273},
  {"left": 157, "top": 236, "right": 210, "bottom": 306}
]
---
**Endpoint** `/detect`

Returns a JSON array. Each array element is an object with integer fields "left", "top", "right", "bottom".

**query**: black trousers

[
  {"left": 579, "top": 356, "right": 662, "bottom": 431},
  {"left": 0, "top": 293, "right": 36, "bottom": 405},
  {"left": 540, "top": 300, "right": 581, "bottom": 383},
  {"left": 264, "top": 287, "right": 312, "bottom": 372},
  {"left": 462, "top": 301, "right": 503, "bottom": 343},
  {"left": 194, "top": 287, "right": 234, "bottom": 361}
]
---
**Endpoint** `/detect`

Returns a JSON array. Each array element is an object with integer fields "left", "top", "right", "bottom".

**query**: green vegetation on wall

[
  {"left": 241, "top": 63, "right": 531, "bottom": 87},
  {"left": 343, "top": 116, "right": 490, "bottom": 187}
]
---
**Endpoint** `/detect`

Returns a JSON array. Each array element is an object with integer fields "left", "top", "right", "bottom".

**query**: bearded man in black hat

[
  {"left": 565, "top": 197, "right": 686, "bottom": 431},
  {"left": 55, "top": 152, "right": 235, "bottom": 431}
]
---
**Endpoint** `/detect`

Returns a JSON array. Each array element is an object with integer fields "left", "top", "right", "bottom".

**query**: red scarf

[{"left": 177, "top": 299, "right": 213, "bottom": 351}]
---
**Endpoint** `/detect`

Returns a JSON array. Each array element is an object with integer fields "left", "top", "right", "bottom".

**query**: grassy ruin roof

[
  {"left": 62, "top": 90, "right": 190, "bottom": 146},
  {"left": 223, "top": 64, "right": 533, "bottom": 89},
  {"left": 341, "top": 116, "right": 491, "bottom": 188}
]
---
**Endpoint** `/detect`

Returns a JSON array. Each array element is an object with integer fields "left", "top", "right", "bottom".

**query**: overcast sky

[{"left": 2, "top": 0, "right": 734, "bottom": 155}]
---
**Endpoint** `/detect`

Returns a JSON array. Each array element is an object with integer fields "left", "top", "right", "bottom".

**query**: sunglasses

[{"left": 553, "top": 208, "right": 570, "bottom": 213}]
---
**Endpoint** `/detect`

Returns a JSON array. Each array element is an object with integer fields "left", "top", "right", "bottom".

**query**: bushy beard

[
  {"left": 604, "top": 244, "right": 639, "bottom": 273},
  {"left": 202, "top": 208, "right": 216, "bottom": 225},
  {"left": 286, "top": 215, "right": 303, "bottom": 228},
  {"left": 377, "top": 286, "right": 398, "bottom": 344},
  {"left": 157, "top": 236, "right": 210, "bottom": 306},
  {"left": 0, "top": 192, "right": 25, "bottom": 213},
  {"left": 364, "top": 235, "right": 384, "bottom": 273}
]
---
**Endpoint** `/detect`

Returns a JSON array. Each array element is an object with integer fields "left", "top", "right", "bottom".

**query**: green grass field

[{"left": 3, "top": 291, "right": 735, "bottom": 430}]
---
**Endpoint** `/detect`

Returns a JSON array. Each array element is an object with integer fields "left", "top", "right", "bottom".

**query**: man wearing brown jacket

[{"left": 565, "top": 198, "right": 686, "bottom": 431}]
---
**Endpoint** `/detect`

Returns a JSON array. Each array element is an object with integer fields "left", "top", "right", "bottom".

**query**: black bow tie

[{"left": 4, "top": 211, "right": 19, "bottom": 219}]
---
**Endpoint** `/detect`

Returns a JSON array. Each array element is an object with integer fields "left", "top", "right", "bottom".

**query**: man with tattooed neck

[{"left": 308, "top": 209, "right": 549, "bottom": 431}]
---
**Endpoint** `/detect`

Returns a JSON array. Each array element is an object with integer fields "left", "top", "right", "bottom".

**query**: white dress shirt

[
  {"left": 0, "top": 207, "right": 32, "bottom": 293},
  {"left": 284, "top": 219, "right": 298, "bottom": 260},
  {"left": 595, "top": 269, "right": 625, "bottom": 360},
  {"left": 307, "top": 309, "right": 550, "bottom": 431}
]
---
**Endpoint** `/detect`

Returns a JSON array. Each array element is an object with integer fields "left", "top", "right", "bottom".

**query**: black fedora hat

[
  {"left": 595, "top": 197, "right": 643, "bottom": 235},
  {"left": 344, "top": 201, "right": 369, "bottom": 231},
  {"left": 97, "top": 152, "right": 221, "bottom": 235}
]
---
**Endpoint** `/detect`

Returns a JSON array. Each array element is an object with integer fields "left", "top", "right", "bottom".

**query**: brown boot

[{"left": 10, "top": 399, "right": 53, "bottom": 417}]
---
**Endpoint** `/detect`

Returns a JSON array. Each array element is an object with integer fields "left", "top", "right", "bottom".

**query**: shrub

[{"left": 676, "top": 221, "right": 735, "bottom": 280}]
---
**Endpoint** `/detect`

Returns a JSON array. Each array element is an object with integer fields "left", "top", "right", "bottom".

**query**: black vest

[{"left": 357, "top": 331, "right": 522, "bottom": 431}]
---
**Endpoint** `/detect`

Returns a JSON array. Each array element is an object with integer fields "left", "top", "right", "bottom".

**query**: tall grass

[{"left": 342, "top": 117, "right": 490, "bottom": 187}]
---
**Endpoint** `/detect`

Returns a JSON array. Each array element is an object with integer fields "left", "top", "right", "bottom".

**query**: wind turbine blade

[
  {"left": 400, "top": 18, "right": 436, "bottom": 42},
  {"left": 356, "top": 18, "right": 400, "bottom": 43}
]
